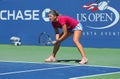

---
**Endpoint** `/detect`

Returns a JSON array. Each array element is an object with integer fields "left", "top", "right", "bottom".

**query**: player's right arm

[{"left": 53, "top": 27, "right": 60, "bottom": 40}]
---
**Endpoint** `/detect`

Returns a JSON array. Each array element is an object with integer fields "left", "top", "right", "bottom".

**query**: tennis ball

[{"left": 98, "top": 1, "right": 108, "bottom": 11}]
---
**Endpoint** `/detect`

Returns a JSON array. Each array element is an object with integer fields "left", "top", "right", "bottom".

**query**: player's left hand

[{"left": 52, "top": 40, "right": 60, "bottom": 45}]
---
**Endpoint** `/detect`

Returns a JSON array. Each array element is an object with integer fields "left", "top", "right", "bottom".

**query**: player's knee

[
  {"left": 73, "top": 39, "right": 79, "bottom": 44},
  {"left": 54, "top": 43, "right": 60, "bottom": 46}
]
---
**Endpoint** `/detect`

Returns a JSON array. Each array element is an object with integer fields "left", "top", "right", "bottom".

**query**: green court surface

[{"left": 0, "top": 44, "right": 120, "bottom": 79}]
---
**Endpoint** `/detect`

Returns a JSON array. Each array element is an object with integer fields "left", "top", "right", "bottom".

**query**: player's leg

[
  {"left": 73, "top": 30, "right": 88, "bottom": 64},
  {"left": 45, "top": 32, "right": 72, "bottom": 62}
]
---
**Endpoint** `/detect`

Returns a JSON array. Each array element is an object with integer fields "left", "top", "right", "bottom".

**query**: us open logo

[{"left": 77, "top": 1, "right": 120, "bottom": 29}]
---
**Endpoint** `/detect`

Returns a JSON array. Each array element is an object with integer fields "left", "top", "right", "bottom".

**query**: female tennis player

[{"left": 45, "top": 10, "right": 88, "bottom": 64}]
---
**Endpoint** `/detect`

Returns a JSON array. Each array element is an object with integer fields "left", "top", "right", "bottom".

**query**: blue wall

[{"left": 0, "top": 0, "right": 120, "bottom": 48}]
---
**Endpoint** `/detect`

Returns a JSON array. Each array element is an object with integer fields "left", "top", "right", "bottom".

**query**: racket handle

[{"left": 56, "top": 40, "right": 60, "bottom": 43}]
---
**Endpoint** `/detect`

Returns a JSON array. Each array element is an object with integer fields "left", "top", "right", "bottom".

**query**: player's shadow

[{"left": 56, "top": 59, "right": 80, "bottom": 63}]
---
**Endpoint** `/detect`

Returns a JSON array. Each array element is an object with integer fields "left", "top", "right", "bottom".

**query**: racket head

[{"left": 38, "top": 32, "right": 52, "bottom": 45}]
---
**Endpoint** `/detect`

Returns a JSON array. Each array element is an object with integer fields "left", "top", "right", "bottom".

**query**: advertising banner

[{"left": 0, "top": 0, "right": 120, "bottom": 48}]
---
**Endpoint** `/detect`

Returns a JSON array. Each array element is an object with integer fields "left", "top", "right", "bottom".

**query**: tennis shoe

[
  {"left": 79, "top": 57, "right": 88, "bottom": 64},
  {"left": 45, "top": 56, "right": 56, "bottom": 62}
]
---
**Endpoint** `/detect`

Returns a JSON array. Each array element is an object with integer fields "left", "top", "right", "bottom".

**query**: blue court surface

[{"left": 0, "top": 61, "right": 120, "bottom": 79}]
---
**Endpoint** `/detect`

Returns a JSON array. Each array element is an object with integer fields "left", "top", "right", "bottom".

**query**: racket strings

[{"left": 39, "top": 33, "right": 52, "bottom": 45}]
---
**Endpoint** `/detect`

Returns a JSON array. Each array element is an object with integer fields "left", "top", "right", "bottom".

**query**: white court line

[
  {"left": 69, "top": 71, "right": 120, "bottom": 79},
  {"left": 0, "top": 60, "right": 120, "bottom": 68},
  {"left": 0, "top": 65, "right": 77, "bottom": 76},
  {"left": 0, "top": 60, "right": 72, "bottom": 66}
]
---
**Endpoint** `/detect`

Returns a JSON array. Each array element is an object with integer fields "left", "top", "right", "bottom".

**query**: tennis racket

[{"left": 38, "top": 32, "right": 53, "bottom": 45}]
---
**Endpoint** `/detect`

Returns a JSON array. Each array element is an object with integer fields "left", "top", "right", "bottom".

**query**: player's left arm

[
  {"left": 52, "top": 24, "right": 68, "bottom": 45},
  {"left": 57, "top": 24, "right": 68, "bottom": 42}
]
